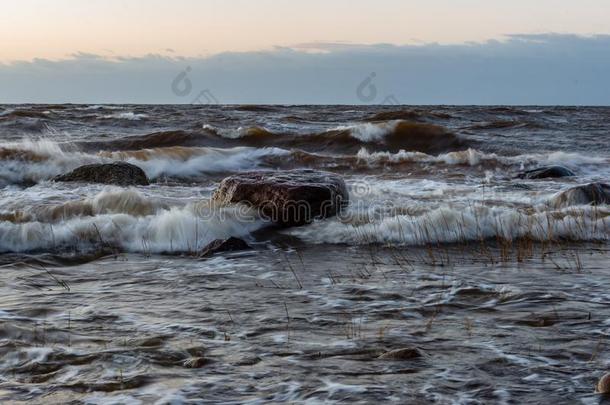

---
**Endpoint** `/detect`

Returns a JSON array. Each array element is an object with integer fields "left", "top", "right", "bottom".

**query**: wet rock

[
  {"left": 183, "top": 357, "right": 208, "bottom": 368},
  {"left": 598, "top": 373, "right": 610, "bottom": 394},
  {"left": 550, "top": 182, "right": 610, "bottom": 208},
  {"left": 212, "top": 169, "right": 349, "bottom": 227},
  {"left": 126, "top": 336, "right": 165, "bottom": 347},
  {"left": 233, "top": 355, "right": 262, "bottom": 366},
  {"left": 199, "top": 237, "right": 251, "bottom": 257},
  {"left": 378, "top": 347, "right": 424, "bottom": 360},
  {"left": 517, "top": 165, "right": 575, "bottom": 179},
  {"left": 54, "top": 162, "right": 149, "bottom": 186}
]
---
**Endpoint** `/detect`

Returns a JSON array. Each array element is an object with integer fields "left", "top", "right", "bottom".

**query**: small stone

[
  {"left": 597, "top": 373, "right": 610, "bottom": 394},
  {"left": 517, "top": 165, "right": 575, "bottom": 179},
  {"left": 199, "top": 237, "right": 251, "bottom": 258}
]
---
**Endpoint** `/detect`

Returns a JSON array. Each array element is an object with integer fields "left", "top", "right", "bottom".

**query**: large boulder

[
  {"left": 550, "top": 182, "right": 610, "bottom": 208},
  {"left": 517, "top": 165, "right": 575, "bottom": 179},
  {"left": 212, "top": 170, "right": 348, "bottom": 227},
  {"left": 54, "top": 162, "right": 149, "bottom": 186}
]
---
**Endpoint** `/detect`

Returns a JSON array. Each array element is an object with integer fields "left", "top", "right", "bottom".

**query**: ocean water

[{"left": 0, "top": 104, "right": 609, "bottom": 403}]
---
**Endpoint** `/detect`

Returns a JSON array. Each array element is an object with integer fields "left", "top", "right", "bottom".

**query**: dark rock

[
  {"left": 200, "top": 237, "right": 251, "bottom": 257},
  {"left": 517, "top": 165, "right": 575, "bottom": 179},
  {"left": 378, "top": 347, "right": 424, "bottom": 360},
  {"left": 54, "top": 162, "right": 149, "bottom": 186},
  {"left": 212, "top": 169, "right": 349, "bottom": 227},
  {"left": 550, "top": 182, "right": 610, "bottom": 208}
]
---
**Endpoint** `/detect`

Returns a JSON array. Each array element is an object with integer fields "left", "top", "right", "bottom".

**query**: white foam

[
  {"left": 203, "top": 124, "right": 276, "bottom": 139},
  {"left": 103, "top": 112, "right": 148, "bottom": 120},
  {"left": 332, "top": 121, "right": 400, "bottom": 142}
]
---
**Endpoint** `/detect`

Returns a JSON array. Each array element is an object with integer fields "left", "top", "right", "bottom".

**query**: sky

[{"left": 2, "top": 0, "right": 610, "bottom": 104}]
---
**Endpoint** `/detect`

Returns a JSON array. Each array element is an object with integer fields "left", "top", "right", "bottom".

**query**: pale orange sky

[{"left": 3, "top": 0, "right": 610, "bottom": 62}]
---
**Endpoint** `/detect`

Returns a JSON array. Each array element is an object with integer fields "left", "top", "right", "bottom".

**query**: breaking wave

[
  {"left": 0, "top": 189, "right": 264, "bottom": 254},
  {"left": 0, "top": 140, "right": 291, "bottom": 185},
  {"left": 103, "top": 112, "right": 148, "bottom": 120},
  {"left": 355, "top": 148, "right": 609, "bottom": 170},
  {"left": 287, "top": 204, "right": 610, "bottom": 245}
]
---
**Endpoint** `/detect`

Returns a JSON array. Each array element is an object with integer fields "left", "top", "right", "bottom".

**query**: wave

[
  {"left": 77, "top": 130, "right": 209, "bottom": 151},
  {"left": 467, "top": 120, "right": 543, "bottom": 130},
  {"left": 355, "top": 148, "right": 609, "bottom": 169},
  {"left": 0, "top": 140, "right": 96, "bottom": 186},
  {"left": 0, "top": 189, "right": 264, "bottom": 254},
  {"left": 1, "top": 189, "right": 161, "bottom": 224},
  {"left": 234, "top": 105, "right": 280, "bottom": 112},
  {"left": 0, "top": 139, "right": 292, "bottom": 185},
  {"left": 0, "top": 109, "right": 50, "bottom": 120},
  {"left": 363, "top": 109, "right": 452, "bottom": 122},
  {"left": 287, "top": 204, "right": 610, "bottom": 246},
  {"left": 2, "top": 137, "right": 607, "bottom": 187},
  {"left": 213, "top": 120, "right": 465, "bottom": 154},
  {"left": 103, "top": 112, "right": 148, "bottom": 120},
  {"left": 80, "top": 120, "right": 466, "bottom": 154},
  {"left": 114, "top": 146, "right": 290, "bottom": 178}
]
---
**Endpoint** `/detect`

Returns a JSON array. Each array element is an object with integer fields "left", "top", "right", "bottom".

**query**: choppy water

[{"left": 0, "top": 104, "right": 609, "bottom": 403}]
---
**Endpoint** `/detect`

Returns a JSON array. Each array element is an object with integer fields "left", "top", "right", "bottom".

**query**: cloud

[{"left": 1, "top": 34, "right": 609, "bottom": 104}]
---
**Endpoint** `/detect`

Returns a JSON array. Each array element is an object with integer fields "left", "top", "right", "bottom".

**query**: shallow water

[
  {"left": 1, "top": 245, "right": 609, "bottom": 403},
  {"left": 0, "top": 105, "right": 609, "bottom": 403}
]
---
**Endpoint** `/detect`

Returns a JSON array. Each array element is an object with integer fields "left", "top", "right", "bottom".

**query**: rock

[
  {"left": 212, "top": 170, "right": 349, "bottom": 227},
  {"left": 550, "top": 182, "right": 610, "bottom": 208},
  {"left": 200, "top": 237, "right": 251, "bottom": 257},
  {"left": 183, "top": 357, "right": 208, "bottom": 369},
  {"left": 517, "top": 165, "right": 575, "bottom": 179},
  {"left": 598, "top": 373, "right": 610, "bottom": 394},
  {"left": 378, "top": 347, "right": 424, "bottom": 360},
  {"left": 54, "top": 162, "right": 149, "bottom": 186}
]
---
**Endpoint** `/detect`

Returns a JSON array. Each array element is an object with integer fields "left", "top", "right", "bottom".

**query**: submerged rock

[
  {"left": 54, "top": 162, "right": 149, "bottom": 186},
  {"left": 183, "top": 357, "right": 208, "bottom": 368},
  {"left": 378, "top": 347, "right": 424, "bottom": 360},
  {"left": 212, "top": 169, "right": 349, "bottom": 227},
  {"left": 517, "top": 165, "right": 575, "bottom": 179},
  {"left": 550, "top": 182, "right": 610, "bottom": 208},
  {"left": 200, "top": 237, "right": 251, "bottom": 257}
]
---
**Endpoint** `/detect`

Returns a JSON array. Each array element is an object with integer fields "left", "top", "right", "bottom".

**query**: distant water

[{"left": 0, "top": 104, "right": 608, "bottom": 403}]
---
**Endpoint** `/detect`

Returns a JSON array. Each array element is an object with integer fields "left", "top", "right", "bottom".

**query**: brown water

[{"left": 0, "top": 105, "right": 609, "bottom": 403}]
